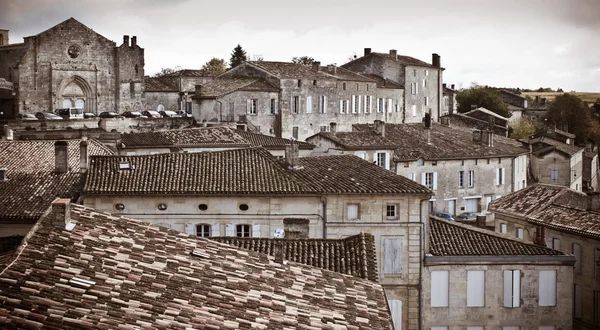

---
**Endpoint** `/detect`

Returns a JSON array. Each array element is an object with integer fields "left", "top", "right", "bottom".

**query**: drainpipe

[{"left": 418, "top": 196, "right": 430, "bottom": 330}]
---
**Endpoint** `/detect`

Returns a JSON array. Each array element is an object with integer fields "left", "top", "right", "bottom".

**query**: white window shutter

[
  {"left": 495, "top": 168, "right": 500, "bottom": 185},
  {"left": 346, "top": 100, "right": 350, "bottom": 114},
  {"left": 385, "top": 152, "right": 390, "bottom": 170},
  {"left": 184, "top": 223, "right": 195, "bottom": 235},
  {"left": 416, "top": 83, "right": 419, "bottom": 94},
  {"left": 225, "top": 223, "right": 235, "bottom": 237},
  {"left": 539, "top": 270, "right": 556, "bottom": 306},
  {"left": 412, "top": 104, "right": 417, "bottom": 117},
  {"left": 369, "top": 96, "right": 372, "bottom": 113},
  {"left": 512, "top": 270, "right": 520, "bottom": 306},
  {"left": 388, "top": 99, "right": 393, "bottom": 113},
  {"left": 339, "top": 100, "right": 344, "bottom": 114},
  {"left": 352, "top": 95, "right": 356, "bottom": 113},
  {"left": 323, "top": 96, "right": 327, "bottom": 113},
  {"left": 433, "top": 172, "right": 438, "bottom": 190},
  {"left": 503, "top": 270, "right": 513, "bottom": 307},
  {"left": 306, "top": 96, "right": 312, "bottom": 113},
  {"left": 252, "top": 224, "right": 261, "bottom": 238},
  {"left": 467, "top": 270, "right": 485, "bottom": 307},
  {"left": 421, "top": 173, "right": 426, "bottom": 185},
  {"left": 387, "top": 299, "right": 402, "bottom": 330},
  {"left": 358, "top": 95, "right": 362, "bottom": 113},
  {"left": 211, "top": 223, "right": 220, "bottom": 237},
  {"left": 383, "top": 238, "right": 401, "bottom": 274},
  {"left": 430, "top": 271, "right": 449, "bottom": 307},
  {"left": 502, "top": 168, "right": 506, "bottom": 185},
  {"left": 246, "top": 99, "right": 251, "bottom": 113},
  {"left": 290, "top": 96, "right": 294, "bottom": 113},
  {"left": 377, "top": 98, "right": 380, "bottom": 112}
]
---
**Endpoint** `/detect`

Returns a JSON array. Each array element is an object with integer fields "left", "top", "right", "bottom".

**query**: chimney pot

[
  {"left": 285, "top": 143, "right": 302, "bottom": 170},
  {"left": 80, "top": 138, "right": 89, "bottom": 173},
  {"left": 451, "top": 84, "right": 455, "bottom": 90},
  {"left": 131, "top": 36, "right": 137, "bottom": 48},
  {"left": 374, "top": 120, "right": 385, "bottom": 137},
  {"left": 55, "top": 141, "right": 69, "bottom": 173},
  {"left": 443, "top": 83, "right": 447, "bottom": 89},
  {"left": 364, "top": 48, "right": 372, "bottom": 56},
  {"left": 311, "top": 61, "right": 321, "bottom": 72},
  {"left": 329, "top": 122, "right": 337, "bottom": 134},
  {"left": 432, "top": 53, "right": 441, "bottom": 68},
  {"left": 389, "top": 49, "right": 397, "bottom": 59},
  {"left": 123, "top": 35, "right": 129, "bottom": 46},
  {"left": 50, "top": 198, "right": 71, "bottom": 229}
]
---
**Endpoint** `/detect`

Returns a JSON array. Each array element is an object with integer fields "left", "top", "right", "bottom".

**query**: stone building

[
  {"left": 144, "top": 69, "right": 213, "bottom": 113},
  {"left": 194, "top": 61, "right": 405, "bottom": 141},
  {"left": 82, "top": 146, "right": 433, "bottom": 330},
  {"left": 307, "top": 121, "right": 529, "bottom": 216},
  {"left": 489, "top": 183, "right": 600, "bottom": 330},
  {"left": 0, "top": 18, "right": 144, "bottom": 117},
  {"left": 499, "top": 89, "right": 527, "bottom": 123},
  {"left": 424, "top": 217, "right": 575, "bottom": 329},
  {"left": 342, "top": 48, "right": 444, "bottom": 122},
  {"left": 442, "top": 83, "right": 458, "bottom": 115}
]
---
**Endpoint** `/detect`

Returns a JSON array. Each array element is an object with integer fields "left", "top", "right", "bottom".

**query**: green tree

[
  {"left": 509, "top": 118, "right": 544, "bottom": 140},
  {"left": 545, "top": 93, "right": 600, "bottom": 144},
  {"left": 291, "top": 56, "right": 316, "bottom": 65},
  {"left": 200, "top": 58, "right": 226, "bottom": 76},
  {"left": 229, "top": 44, "right": 247, "bottom": 69},
  {"left": 456, "top": 87, "right": 511, "bottom": 118}
]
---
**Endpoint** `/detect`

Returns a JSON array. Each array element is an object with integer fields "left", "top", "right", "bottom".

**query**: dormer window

[
  {"left": 0, "top": 168, "right": 7, "bottom": 181},
  {"left": 119, "top": 161, "right": 131, "bottom": 169}
]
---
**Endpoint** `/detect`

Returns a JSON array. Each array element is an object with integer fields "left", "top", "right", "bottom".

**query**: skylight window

[{"left": 69, "top": 277, "right": 95, "bottom": 289}]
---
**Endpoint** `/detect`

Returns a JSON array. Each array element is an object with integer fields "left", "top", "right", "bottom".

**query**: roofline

[
  {"left": 83, "top": 191, "right": 433, "bottom": 197},
  {"left": 119, "top": 143, "right": 314, "bottom": 150},
  {"left": 424, "top": 254, "right": 575, "bottom": 265}
]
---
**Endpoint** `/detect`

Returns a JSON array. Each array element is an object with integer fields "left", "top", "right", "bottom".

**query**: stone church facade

[{"left": 0, "top": 18, "right": 144, "bottom": 117}]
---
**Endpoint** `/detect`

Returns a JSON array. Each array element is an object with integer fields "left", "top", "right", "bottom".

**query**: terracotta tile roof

[
  {"left": 489, "top": 183, "right": 600, "bottom": 240},
  {"left": 310, "top": 123, "right": 528, "bottom": 160},
  {"left": 162, "top": 69, "right": 207, "bottom": 77},
  {"left": 0, "top": 140, "right": 113, "bottom": 223},
  {"left": 344, "top": 52, "right": 437, "bottom": 69},
  {"left": 429, "top": 218, "right": 565, "bottom": 256},
  {"left": 0, "top": 202, "right": 394, "bottom": 329},
  {"left": 144, "top": 77, "right": 178, "bottom": 92},
  {"left": 363, "top": 74, "right": 404, "bottom": 89},
  {"left": 523, "top": 136, "right": 583, "bottom": 156},
  {"left": 196, "top": 77, "right": 279, "bottom": 98},
  {"left": 120, "top": 127, "right": 314, "bottom": 150},
  {"left": 84, "top": 147, "right": 432, "bottom": 195},
  {"left": 248, "top": 61, "right": 338, "bottom": 80},
  {"left": 211, "top": 232, "right": 378, "bottom": 281},
  {"left": 319, "top": 66, "right": 376, "bottom": 82},
  {"left": 464, "top": 107, "right": 509, "bottom": 121}
]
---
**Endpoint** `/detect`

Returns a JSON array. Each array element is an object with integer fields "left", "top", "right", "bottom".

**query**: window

[
  {"left": 377, "top": 98, "right": 384, "bottom": 112},
  {"left": 352, "top": 95, "right": 358, "bottom": 113},
  {"left": 386, "top": 204, "right": 398, "bottom": 220},
  {"left": 423, "top": 79, "right": 427, "bottom": 88},
  {"left": 425, "top": 96, "right": 429, "bottom": 106},
  {"left": 270, "top": 99, "right": 277, "bottom": 114},
  {"left": 355, "top": 151, "right": 367, "bottom": 160},
  {"left": 363, "top": 95, "right": 368, "bottom": 113},
  {"left": 383, "top": 238, "right": 401, "bottom": 274},
  {"left": 340, "top": 100, "right": 347, "bottom": 114},
  {"left": 319, "top": 95, "right": 327, "bottom": 113},
  {"left": 342, "top": 82, "right": 346, "bottom": 90},
  {"left": 115, "top": 203, "right": 125, "bottom": 211},
  {"left": 595, "top": 249, "right": 600, "bottom": 280},
  {"left": 496, "top": 168, "right": 505, "bottom": 185},
  {"left": 292, "top": 127, "right": 298, "bottom": 140},
  {"left": 458, "top": 171, "right": 465, "bottom": 188},
  {"left": 500, "top": 223, "right": 507, "bottom": 234},
  {"left": 431, "top": 270, "right": 449, "bottom": 307},
  {"left": 408, "top": 173, "right": 416, "bottom": 181},
  {"left": 157, "top": 203, "right": 167, "bottom": 211},
  {"left": 239, "top": 204, "right": 249, "bottom": 211},
  {"left": 306, "top": 95, "right": 312, "bottom": 114},
  {"left": 367, "top": 96, "right": 372, "bottom": 113},
  {"left": 503, "top": 270, "right": 520, "bottom": 307},
  {"left": 467, "top": 270, "right": 485, "bottom": 307},
  {"left": 347, "top": 203, "right": 359, "bottom": 220},
  {"left": 573, "top": 243, "right": 581, "bottom": 274},
  {"left": 413, "top": 69, "right": 416, "bottom": 77},
  {"left": 550, "top": 168, "right": 559, "bottom": 183},
  {"left": 248, "top": 99, "right": 258, "bottom": 115},
  {"left": 422, "top": 172, "right": 437, "bottom": 190},
  {"left": 291, "top": 96, "right": 300, "bottom": 114},
  {"left": 468, "top": 170, "right": 475, "bottom": 188},
  {"left": 297, "top": 80, "right": 302, "bottom": 87},
  {"left": 467, "top": 327, "right": 484, "bottom": 330},
  {"left": 411, "top": 82, "right": 418, "bottom": 95},
  {"left": 503, "top": 327, "right": 519, "bottom": 330},
  {"left": 411, "top": 104, "right": 417, "bottom": 117},
  {"left": 313, "top": 80, "right": 317, "bottom": 86},
  {"left": 236, "top": 224, "right": 251, "bottom": 237},
  {"left": 198, "top": 204, "right": 208, "bottom": 211},
  {"left": 516, "top": 227, "right": 524, "bottom": 239},
  {"left": 387, "top": 98, "right": 393, "bottom": 113},
  {"left": 387, "top": 299, "right": 402, "bottom": 330},
  {"left": 546, "top": 237, "right": 560, "bottom": 250},
  {"left": 574, "top": 284, "right": 582, "bottom": 319},
  {"left": 375, "top": 152, "right": 389, "bottom": 170},
  {"left": 539, "top": 270, "right": 556, "bottom": 306},
  {"left": 417, "top": 158, "right": 424, "bottom": 166},
  {"left": 196, "top": 224, "right": 210, "bottom": 237},
  {"left": 319, "top": 125, "right": 328, "bottom": 132},
  {"left": 425, "top": 173, "right": 434, "bottom": 189}
]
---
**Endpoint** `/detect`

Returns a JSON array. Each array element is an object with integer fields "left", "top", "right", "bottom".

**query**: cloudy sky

[{"left": 2, "top": 0, "right": 599, "bottom": 92}]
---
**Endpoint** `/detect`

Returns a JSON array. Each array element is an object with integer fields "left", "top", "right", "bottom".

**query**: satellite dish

[{"left": 273, "top": 228, "right": 285, "bottom": 239}]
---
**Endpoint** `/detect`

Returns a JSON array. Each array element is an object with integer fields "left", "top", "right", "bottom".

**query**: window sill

[{"left": 386, "top": 217, "right": 399, "bottom": 221}]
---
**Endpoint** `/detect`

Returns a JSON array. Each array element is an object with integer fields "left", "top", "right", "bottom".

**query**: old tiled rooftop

[
  {"left": 490, "top": 183, "right": 600, "bottom": 240},
  {"left": 197, "top": 77, "right": 279, "bottom": 98},
  {"left": 144, "top": 76, "right": 179, "bottom": 92},
  {"left": 343, "top": 52, "right": 436, "bottom": 69},
  {"left": 429, "top": 218, "right": 564, "bottom": 256},
  {"left": 0, "top": 203, "right": 393, "bottom": 329},
  {"left": 247, "top": 61, "right": 374, "bottom": 82},
  {"left": 0, "top": 140, "right": 113, "bottom": 223},
  {"left": 120, "top": 127, "right": 314, "bottom": 150},
  {"left": 524, "top": 136, "right": 583, "bottom": 156},
  {"left": 212, "top": 232, "right": 378, "bottom": 282},
  {"left": 85, "top": 147, "right": 431, "bottom": 195},
  {"left": 312, "top": 122, "right": 528, "bottom": 160}
]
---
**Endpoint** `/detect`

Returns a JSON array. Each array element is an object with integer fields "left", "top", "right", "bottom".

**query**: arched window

[
  {"left": 75, "top": 98, "right": 85, "bottom": 109},
  {"left": 62, "top": 99, "right": 73, "bottom": 108}
]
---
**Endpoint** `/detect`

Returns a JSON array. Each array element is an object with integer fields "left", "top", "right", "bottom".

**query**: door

[
  {"left": 465, "top": 198, "right": 479, "bottom": 212},
  {"left": 448, "top": 200, "right": 456, "bottom": 216}
]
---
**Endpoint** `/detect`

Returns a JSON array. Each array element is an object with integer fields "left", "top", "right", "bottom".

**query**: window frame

[
  {"left": 468, "top": 170, "right": 475, "bottom": 188},
  {"left": 291, "top": 96, "right": 300, "bottom": 114},
  {"left": 235, "top": 224, "right": 251, "bottom": 237},
  {"left": 458, "top": 170, "right": 465, "bottom": 188},
  {"left": 249, "top": 98, "right": 258, "bottom": 115},
  {"left": 270, "top": 98, "right": 277, "bottom": 114},
  {"left": 196, "top": 224, "right": 211, "bottom": 237},
  {"left": 503, "top": 269, "right": 521, "bottom": 308},
  {"left": 347, "top": 203, "right": 360, "bottom": 221},
  {"left": 386, "top": 204, "right": 398, "bottom": 220}
]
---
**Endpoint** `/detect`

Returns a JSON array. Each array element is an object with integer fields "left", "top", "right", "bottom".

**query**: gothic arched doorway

[{"left": 57, "top": 76, "right": 95, "bottom": 113}]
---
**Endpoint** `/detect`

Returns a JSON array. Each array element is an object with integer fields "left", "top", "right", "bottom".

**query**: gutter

[{"left": 424, "top": 254, "right": 575, "bottom": 265}]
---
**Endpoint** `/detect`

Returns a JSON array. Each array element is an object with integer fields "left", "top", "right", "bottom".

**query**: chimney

[
  {"left": 534, "top": 226, "right": 546, "bottom": 246},
  {"left": 327, "top": 65, "right": 337, "bottom": 75},
  {"left": 0, "top": 168, "right": 7, "bottom": 181},
  {"left": 80, "top": 138, "right": 89, "bottom": 173},
  {"left": 432, "top": 53, "right": 441, "bottom": 68},
  {"left": 476, "top": 214, "right": 487, "bottom": 228},
  {"left": 311, "top": 61, "right": 321, "bottom": 72},
  {"left": 50, "top": 198, "right": 71, "bottom": 229},
  {"left": 389, "top": 49, "right": 397, "bottom": 59},
  {"left": 131, "top": 36, "right": 137, "bottom": 48},
  {"left": 451, "top": 84, "right": 455, "bottom": 90},
  {"left": 329, "top": 122, "right": 337, "bottom": 134},
  {"left": 123, "top": 35, "right": 129, "bottom": 46},
  {"left": 374, "top": 120, "right": 385, "bottom": 137},
  {"left": 3, "top": 125, "right": 12, "bottom": 140},
  {"left": 364, "top": 48, "right": 372, "bottom": 56},
  {"left": 442, "top": 83, "right": 446, "bottom": 89},
  {"left": 285, "top": 143, "right": 303, "bottom": 170},
  {"left": 55, "top": 141, "right": 69, "bottom": 173}
]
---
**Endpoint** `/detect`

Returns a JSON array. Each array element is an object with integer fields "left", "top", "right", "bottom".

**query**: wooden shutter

[
  {"left": 373, "top": 152, "right": 378, "bottom": 165},
  {"left": 211, "top": 223, "right": 220, "bottom": 237},
  {"left": 323, "top": 96, "right": 327, "bottom": 113},
  {"left": 539, "top": 270, "right": 556, "bottom": 306},
  {"left": 377, "top": 98, "right": 380, "bottom": 112},
  {"left": 339, "top": 100, "right": 344, "bottom": 114},
  {"left": 346, "top": 100, "right": 350, "bottom": 114},
  {"left": 225, "top": 223, "right": 235, "bottom": 237},
  {"left": 383, "top": 238, "right": 401, "bottom": 274},
  {"left": 500, "top": 223, "right": 507, "bottom": 233},
  {"left": 357, "top": 95, "right": 362, "bottom": 113},
  {"left": 306, "top": 96, "right": 312, "bottom": 113},
  {"left": 388, "top": 99, "right": 393, "bottom": 113},
  {"left": 352, "top": 95, "right": 356, "bottom": 113},
  {"left": 421, "top": 173, "right": 426, "bottom": 185},
  {"left": 385, "top": 152, "right": 390, "bottom": 170},
  {"left": 290, "top": 96, "right": 294, "bottom": 113},
  {"left": 184, "top": 223, "right": 195, "bottom": 235},
  {"left": 252, "top": 224, "right": 261, "bottom": 238},
  {"left": 501, "top": 168, "right": 506, "bottom": 185},
  {"left": 387, "top": 299, "right": 402, "bottom": 330},
  {"left": 412, "top": 104, "right": 417, "bottom": 116},
  {"left": 503, "top": 270, "right": 520, "bottom": 307},
  {"left": 431, "top": 270, "right": 449, "bottom": 307},
  {"left": 246, "top": 99, "right": 251, "bottom": 114},
  {"left": 433, "top": 172, "right": 438, "bottom": 190},
  {"left": 347, "top": 204, "right": 358, "bottom": 220},
  {"left": 467, "top": 270, "right": 485, "bottom": 307},
  {"left": 368, "top": 96, "right": 372, "bottom": 113},
  {"left": 495, "top": 168, "right": 500, "bottom": 185}
]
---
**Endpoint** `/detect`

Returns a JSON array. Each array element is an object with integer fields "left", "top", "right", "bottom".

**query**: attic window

[
  {"left": 198, "top": 204, "right": 208, "bottom": 211},
  {"left": 119, "top": 161, "right": 132, "bottom": 169},
  {"left": 417, "top": 159, "right": 424, "bottom": 166},
  {"left": 239, "top": 204, "right": 249, "bottom": 211},
  {"left": 115, "top": 203, "right": 125, "bottom": 211},
  {"left": 69, "top": 277, "right": 95, "bottom": 289},
  {"left": 190, "top": 249, "right": 211, "bottom": 259},
  {"left": 157, "top": 203, "right": 167, "bottom": 211}
]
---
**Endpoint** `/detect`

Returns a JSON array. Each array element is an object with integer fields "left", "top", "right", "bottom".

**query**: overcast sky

[{"left": 2, "top": 0, "right": 599, "bottom": 92}]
